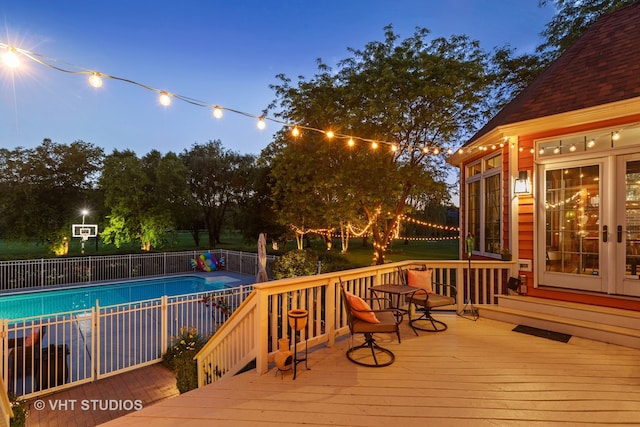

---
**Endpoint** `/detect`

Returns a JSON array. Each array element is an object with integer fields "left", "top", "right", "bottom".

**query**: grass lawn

[{"left": 0, "top": 231, "right": 460, "bottom": 267}]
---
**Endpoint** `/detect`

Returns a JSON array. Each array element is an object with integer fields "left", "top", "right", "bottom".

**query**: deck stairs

[{"left": 477, "top": 295, "right": 640, "bottom": 349}]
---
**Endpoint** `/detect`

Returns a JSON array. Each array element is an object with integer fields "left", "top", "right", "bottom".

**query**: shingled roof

[{"left": 466, "top": 1, "right": 640, "bottom": 145}]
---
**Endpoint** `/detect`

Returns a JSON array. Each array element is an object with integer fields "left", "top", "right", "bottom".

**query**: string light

[
  {"left": 88, "top": 72, "right": 103, "bottom": 88},
  {"left": 159, "top": 91, "right": 171, "bottom": 106},
  {"left": 257, "top": 117, "right": 266, "bottom": 130},
  {"left": 2, "top": 46, "right": 19, "bottom": 68},
  {"left": 0, "top": 41, "right": 469, "bottom": 157},
  {"left": 291, "top": 126, "right": 300, "bottom": 137}
]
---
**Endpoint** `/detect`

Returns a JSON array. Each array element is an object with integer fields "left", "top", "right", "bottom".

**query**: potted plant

[{"left": 501, "top": 248, "right": 512, "bottom": 261}]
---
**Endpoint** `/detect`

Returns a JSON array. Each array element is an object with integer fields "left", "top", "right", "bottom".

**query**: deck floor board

[{"left": 25, "top": 315, "right": 640, "bottom": 426}]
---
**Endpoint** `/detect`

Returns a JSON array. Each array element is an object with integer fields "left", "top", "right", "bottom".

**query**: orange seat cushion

[
  {"left": 407, "top": 269, "right": 434, "bottom": 294},
  {"left": 345, "top": 291, "right": 380, "bottom": 324}
]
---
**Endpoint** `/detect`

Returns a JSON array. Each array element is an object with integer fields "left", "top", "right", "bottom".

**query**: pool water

[{"left": 0, "top": 275, "right": 237, "bottom": 319}]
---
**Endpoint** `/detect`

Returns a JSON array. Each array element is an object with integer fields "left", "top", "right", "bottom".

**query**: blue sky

[{"left": 0, "top": 1, "right": 555, "bottom": 157}]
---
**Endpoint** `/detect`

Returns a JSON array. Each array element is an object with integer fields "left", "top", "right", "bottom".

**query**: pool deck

[{"left": 24, "top": 363, "right": 179, "bottom": 427}]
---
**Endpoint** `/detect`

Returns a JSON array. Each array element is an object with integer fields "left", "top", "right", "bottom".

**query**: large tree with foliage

[
  {"left": 181, "top": 140, "right": 256, "bottom": 247},
  {"left": 267, "top": 26, "right": 495, "bottom": 263},
  {"left": 0, "top": 138, "right": 103, "bottom": 253},
  {"left": 100, "top": 149, "right": 190, "bottom": 250}
]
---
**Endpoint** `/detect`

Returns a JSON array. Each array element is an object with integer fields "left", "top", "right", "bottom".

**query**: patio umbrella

[{"left": 256, "top": 233, "right": 269, "bottom": 283}]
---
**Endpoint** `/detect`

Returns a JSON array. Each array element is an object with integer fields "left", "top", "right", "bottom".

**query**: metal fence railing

[
  {"left": 0, "top": 250, "right": 275, "bottom": 292},
  {"left": 1, "top": 284, "right": 254, "bottom": 399}
]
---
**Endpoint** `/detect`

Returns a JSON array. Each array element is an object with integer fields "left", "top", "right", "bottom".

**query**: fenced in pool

[{"left": 1, "top": 272, "right": 255, "bottom": 399}]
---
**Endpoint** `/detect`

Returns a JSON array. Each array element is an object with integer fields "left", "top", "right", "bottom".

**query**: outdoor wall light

[{"left": 514, "top": 171, "right": 531, "bottom": 195}]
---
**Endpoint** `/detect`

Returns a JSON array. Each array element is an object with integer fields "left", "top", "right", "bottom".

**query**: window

[{"left": 466, "top": 154, "right": 502, "bottom": 255}]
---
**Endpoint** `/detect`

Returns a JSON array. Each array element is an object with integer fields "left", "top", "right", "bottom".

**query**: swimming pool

[{"left": 0, "top": 275, "right": 240, "bottom": 319}]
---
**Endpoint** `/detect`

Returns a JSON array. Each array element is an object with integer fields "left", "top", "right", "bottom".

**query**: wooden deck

[{"left": 97, "top": 314, "right": 640, "bottom": 426}]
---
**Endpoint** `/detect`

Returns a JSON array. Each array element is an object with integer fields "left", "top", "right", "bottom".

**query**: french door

[{"left": 541, "top": 154, "right": 640, "bottom": 296}]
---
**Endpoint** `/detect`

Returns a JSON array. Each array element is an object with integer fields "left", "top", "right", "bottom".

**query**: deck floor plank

[{"left": 25, "top": 315, "right": 640, "bottom": 426}]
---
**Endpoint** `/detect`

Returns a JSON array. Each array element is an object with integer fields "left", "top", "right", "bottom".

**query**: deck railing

[
  {"left": 195, "top": 259, "right": 517, "bottom": 385},
  {"left": 0, "top": 249, "right": 275, "bottom": 291}
]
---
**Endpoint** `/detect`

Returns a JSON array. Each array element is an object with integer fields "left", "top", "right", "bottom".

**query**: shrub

[
  {"left": 271, "top": 249, "right": 319, "bottom": 279},
  {"left": 10, "top": 394, "right": 27, "bottom": 427},
  {"left": 162, "top": 326, "right": 207, "bottom": 393}
]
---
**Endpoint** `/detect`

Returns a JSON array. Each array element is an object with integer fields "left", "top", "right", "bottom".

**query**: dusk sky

[{"left": 0, "top": 1, "right": 555, "bottom": 157}]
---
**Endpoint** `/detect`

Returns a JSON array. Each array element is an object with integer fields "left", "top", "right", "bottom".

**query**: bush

[
  {"left": 271, "top": 248, "right": 358, "bottom": 279},
  {"left": 271, "top": 249, "right": 319, "bottom": 279},
  {"left": 9, "top": 394, "right": 27, "bottom": 427},
  {"left": 162, "top": 326, "right": 207, "bottom": 393}
]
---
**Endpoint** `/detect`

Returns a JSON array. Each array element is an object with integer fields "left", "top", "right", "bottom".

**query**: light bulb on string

[
  {"left": 391, "top": 144, "right": 397, "bottom": 152},
  {"left": 212, "top": 106, "right": 223, "bottom": 119},
  {"left": 612, "top": 131, "right": 620, "bottom": 141},
  {"left": 257, "top": 117, "right": 266, "bottom": 130},
  {"left": 159, "top": 91, "right": 172, "bottom": 106},
  {"left": 371, "top": 142, "right": 378, "bottom": 149},
  {"left": 325, "top": 130, "right": 334, "bottom": 139},
  {"left": 2, "top": 47, "right": 19, "bottom": 68},
  {"left": 347, "top": 138, "right": 355, "bottom": 147},
  {"left": 291, "top": 126, "right": 300, "bottom": 137},
  {"left": 88, "top": 72, "right": 103, "bottom": 88},
  {"left": 433, "top": 147, "right": 440, "bottom": 155}
]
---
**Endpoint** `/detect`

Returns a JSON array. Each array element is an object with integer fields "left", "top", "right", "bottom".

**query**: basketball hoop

[{"left": 80, "top": 228, "right": 91, "bottom": 242}]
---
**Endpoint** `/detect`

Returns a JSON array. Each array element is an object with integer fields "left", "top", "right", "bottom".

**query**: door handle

[
  {"left": 618, "top": 225, "right": 623, "bottom": 243},
  {"left": 603, "top": 225, "right": 608, "bottom": 242}
]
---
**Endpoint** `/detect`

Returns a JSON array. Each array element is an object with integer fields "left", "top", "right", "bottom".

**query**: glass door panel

[
  {"left": 545, "top": 166, "right": 600, "bottom": 275},
  {"left": 543, "top": 163, "right": 604, "bottom": 292},
  {"left": 619, "top": 158, "right": 640, "bottom": 296}
]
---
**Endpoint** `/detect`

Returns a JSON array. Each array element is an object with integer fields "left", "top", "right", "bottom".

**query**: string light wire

[{"left": 0, "top": 41, "right": 465, "bottom": 155}]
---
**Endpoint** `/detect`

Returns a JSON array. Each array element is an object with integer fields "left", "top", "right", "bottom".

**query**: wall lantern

[{"left": 514, "top": 171, "right": 531, "bottom": 195}]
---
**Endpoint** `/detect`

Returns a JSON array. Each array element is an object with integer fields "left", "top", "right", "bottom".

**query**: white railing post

[
  {"left": 161, "top": 296, "right": 168, "bottom": 354},
  {"left": 95, "top": 301, "right": 100, "bottom": 381},
  {"left": 255, "top": 288, "right": 270, "bottom": 375}
]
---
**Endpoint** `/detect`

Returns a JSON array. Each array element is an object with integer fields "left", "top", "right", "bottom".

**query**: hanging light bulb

[
  {"left": 212, "top": 106, "right": 223, "bottom": 119},
  {"left": 159, "top": 91, "right": 171, "bottom": 106},
  {"left": 458, "top": 148, "right": 464, "bottom": 154},
  {"left": 291, "top": 126, "right": 300, "bottom": 137},
  {"left": 257, "top": 117, "right": 266, "bottom": 130},
  {"left": 391, "top": 144, "right": 397, "bottom": 152},
  {"left": 539, "top": 147, "right": 545, "bottom": 155},
  {"left": 88, "top": 72, "right": 103, "bottom": 88},
  {"left": 587, "top": 139, "right": 596, "bottom": 148},
  {"left": 447, "top": 148, "right": 453, "bottom": 155},
  {"left": 2, "top": 47, "right": 19, "bottom": 68},
  {"left": 347, "top": 138, "right": 355, "bottom": 147},
  {"left": 612, "top": 131, "right": 620, "bottom": 141},
  {"left": 371, "top": 142, "right": 378, "bottom": 149},
  {"left": 569, "top": 144, "right": 577, "bottom": 152},
  {"left": 326, "top": 130, "right": 334, "bottom": 139},
  {"left": 433, "top": 147, "right": 440, "bottom": 155}
]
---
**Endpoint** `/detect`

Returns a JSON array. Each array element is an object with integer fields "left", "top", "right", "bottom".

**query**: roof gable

[{"left": 467, "top": 2, "right": 640, "bottom": 145}]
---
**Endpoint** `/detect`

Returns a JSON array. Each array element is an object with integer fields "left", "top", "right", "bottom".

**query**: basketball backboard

[{"left": 72, "top": 224, "right": 98, "bottom": 240}]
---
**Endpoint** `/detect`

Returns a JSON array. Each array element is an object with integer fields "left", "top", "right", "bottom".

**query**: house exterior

[{"left": 449, "top": 2, "right": 640, "bottom": 311}]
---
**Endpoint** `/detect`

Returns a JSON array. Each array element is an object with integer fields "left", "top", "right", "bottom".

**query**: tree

[
  {"left": 267, "top": 26, "right": 492, "bottom": 263},
  {"left": 537, "top": 0, "right": 637, "bottom": 61},
  {"left": 181, "top": 141, "right": 256, "bottom": 247},
  {"left": 0, "top": 139, "right": 103, "bottom": 253},
  {"left": 100, "top": 149, "right": 190, "bottom": 250}
]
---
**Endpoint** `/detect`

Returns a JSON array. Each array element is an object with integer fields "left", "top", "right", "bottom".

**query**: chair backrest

[{"left": 338, "top": 278, "right": 356, "bottom": 330}]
